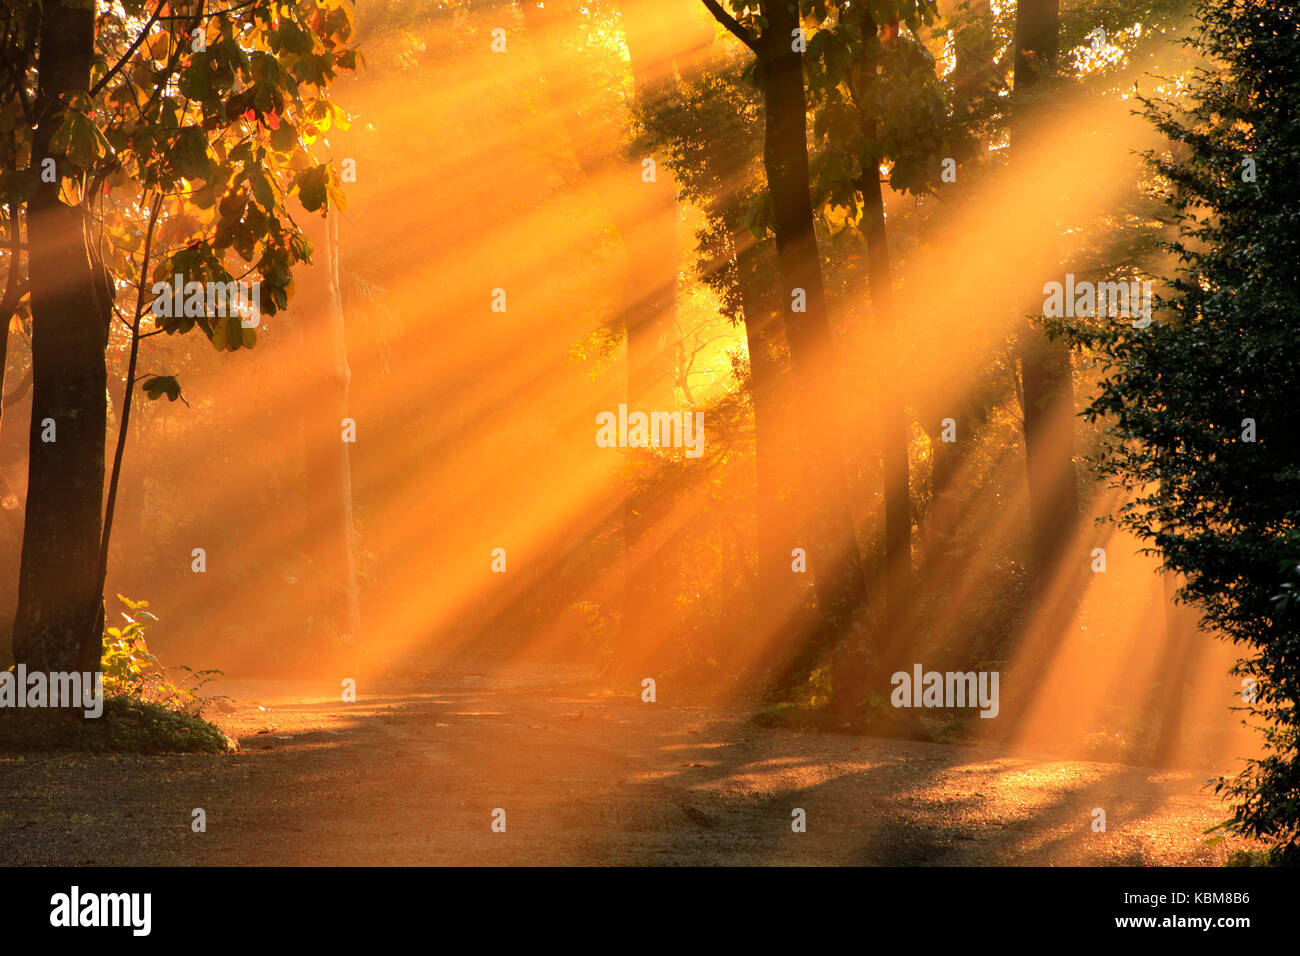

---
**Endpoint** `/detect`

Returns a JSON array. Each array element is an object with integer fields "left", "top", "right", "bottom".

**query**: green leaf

[
  {"left": 49, "top": 110, "right": 102, "bottom": 170},
  {"left": 294, "top": 163, "right": 329, "bottom": 213},
  {"left": 175, "top": 126, "right": 216, "bottom": 181},
  {"left": 141, "top": 375, "right": 182, "bottom": 402}
]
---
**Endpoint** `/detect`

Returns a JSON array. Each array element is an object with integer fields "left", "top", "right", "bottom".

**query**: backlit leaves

[
  {"left": 6, "top": 0, "right": 361, "bottom": 362},
  {"left": 50, "top": 108, "right": 113, "bottom": 172},
  {"left": 140, "top": 374, "right": 182, "bottom": 403}
]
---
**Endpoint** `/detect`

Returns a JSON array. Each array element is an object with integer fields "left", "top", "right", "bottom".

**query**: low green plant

[
  {"left": 103, "top": 595, "right": 230, "bottom": 716},
  {"left": 0, "top": 595, "right": 237, "bottom": 753}
]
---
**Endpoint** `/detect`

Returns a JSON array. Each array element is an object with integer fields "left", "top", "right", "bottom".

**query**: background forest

[{"left": 1, "top": 0, "right": 1297, "bottom": 865}]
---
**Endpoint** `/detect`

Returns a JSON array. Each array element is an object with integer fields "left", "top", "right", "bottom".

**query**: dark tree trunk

[
  {"left": 731, "top": 225, "right": 794, "bottom": 609},
  {"left": 12, "top": 0, "right": 109, "bottom": 673},
  {"left": 691, "top": 43, "right": 805, "bottom": 681},
  {"left": 1012, "top": 0, "right": 1079, "bottom": 577},
  {"left": 755, "top": 5, "right": 870, "bottom": 703},
  {"left": 1017, "top": 323, "right": 1079, "bottom": 573},
  {"left": 918, "top": 0, "right": 994, "bottom": 568}
]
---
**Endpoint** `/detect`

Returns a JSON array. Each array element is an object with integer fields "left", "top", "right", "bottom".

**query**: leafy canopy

[{"left": 0, "top": 0, "right": 358, "bottom": 368}]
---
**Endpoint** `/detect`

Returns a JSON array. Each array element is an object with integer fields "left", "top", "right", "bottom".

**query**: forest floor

[{"left": 0, "top": 662, "right": 1260, "bottom": 865}]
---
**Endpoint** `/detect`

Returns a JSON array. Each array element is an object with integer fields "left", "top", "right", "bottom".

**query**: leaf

[
  {"left": 269, "top": 117, "right": 299, "bottom": 152},
  {"left": 141, "top": 374, "right": 182, "bottom": 402},
  {"left": 174, "top": 126, "right": 216, "bottom": 181},
  {"left": 49, "top": 110, "right": 102, "bottom": 170},
  {"left": 294, "top": 163, "right": 329, "bottom": 213}
]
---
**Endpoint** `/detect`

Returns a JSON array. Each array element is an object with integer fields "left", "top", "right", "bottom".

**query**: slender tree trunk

[
  {"left": 861, "top": 166, "right": 912, "bottom": 671},
  {"left": 95, "top": 196, "right": 160, "bottom": 648},
  {"left": 522, "top": 1, "right": 681, "bottom": 676},
  {"left": 1151, "top": 567, "right": 1198, "bottom": 765},
  {"left": 521, "top": 0, "right": 678, "bottom": 407},
  {"left": 619, "top": 0, "right": 679, "bottom": 407},
  {"left": 323, "top": 210, "right": 362, "bottom": 646},
  {"left": 731, "top": 226, "right": 792, "bottom": 607},
  {"left": 12, "top": 0, "right": 108, "bottom": 674},
  {"left": 1012, "top": 0, "right": 1079, "bottom": 576},
  {"left": 616, "top": 0, "right": 680, "bottom": 675},
  {"left": 754, "top": 5, "right": 870, "bottom": 703},
  {"left": 917, "top": 0, "right": 994, "bottom": 568},
  {"left": 693, "top": 45, "right": 803, "bottom": 680}
]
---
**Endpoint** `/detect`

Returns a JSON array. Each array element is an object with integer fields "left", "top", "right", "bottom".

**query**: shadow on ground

[{"left": 0, "top": 664, "right": 1257, "bottom": 865}]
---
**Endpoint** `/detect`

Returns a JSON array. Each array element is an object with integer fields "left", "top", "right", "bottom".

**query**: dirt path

[{"left": 0, "top": 664, "right": 1257, "bottom": 865}]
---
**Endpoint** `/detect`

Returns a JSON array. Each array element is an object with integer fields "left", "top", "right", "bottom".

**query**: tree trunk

[
  {"left": 12, "top": 0, "right": 109, "bottom": 674},
  {"left": 521, "top": 0, "right": 678, "bottom": 407},
  {"left": 616, "top": 0, "right": 681, "bottom": 675},
  {"left": 917, "top": 0, "right": 993, "bottom": 568},
  {"left": 322, "top": 210, "right": 362, "bottom": 647},
  {"left": 690, "top": 37, "right": 803, "bottom": 682},
  {"left": 1151, "top": 567, "right": 1198, "bottom": 765},
  {"left": 755, "top": 6, "right": 870, "bottom": 703},
  {"left": 731, "top": 225, "right": 794, "bottom": 610},
  {"left": 522, "top": 1, "right": 681, "bottom": 677},
  {"left": 861, "top": 165, "right": 912, "bottom": 672},
  {"left": 1012, "top": 0, "right": 1078, "bottom": 576},
  {"left": 619, "top": 0, "right": 679, "bottom": 407}
]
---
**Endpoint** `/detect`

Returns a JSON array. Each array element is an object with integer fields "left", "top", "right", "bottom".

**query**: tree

[
  {"left": 520, "top": 0, "right": 689, "bottom": 676},
  {"left": 14, "top": 0, "right": 108, "bottom": 674},
  {"left": 300, "top": 208, "right": 362, "bottom": 650},
  {"left": 801, "top": 0, "right": 955, "bottom": 675},
  {"left": 521, "top": 0, "right": 680, "bottom": 408},
  {"left": 1075, "top": 0, "right": 1300, "bottom": 862},
  {"left": 618, "top": 0, "right": 683, "bottom": 408},
  {"left": 6, "top": 0, "right": 357, "bottom": 672},
  {"left": 701, "top": 0, "right": 873, "bottom": 704},
  {"left": 637, "top": 57, "right": 807, "bottom": 671},
  {"left": 1011, "top": 0, "right": 1080, "bottom": 577}
]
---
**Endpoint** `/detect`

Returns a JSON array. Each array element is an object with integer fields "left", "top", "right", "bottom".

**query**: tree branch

[
  {"left": 89, "top": 1, "right": 165, "bottom": 99},
  {"left": 97, "top": 193, "right": 163, "bottom": 593},
  {"left": 700, "top": 0, "right": 759, "bottom": 53}
]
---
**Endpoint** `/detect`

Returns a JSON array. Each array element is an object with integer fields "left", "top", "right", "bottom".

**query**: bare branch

[
  {"left": 700, "top": 0, "right": 758, "bottom": 53},
  {"left": 90, "top": 1, "right": 165, "bottom": 99}
]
